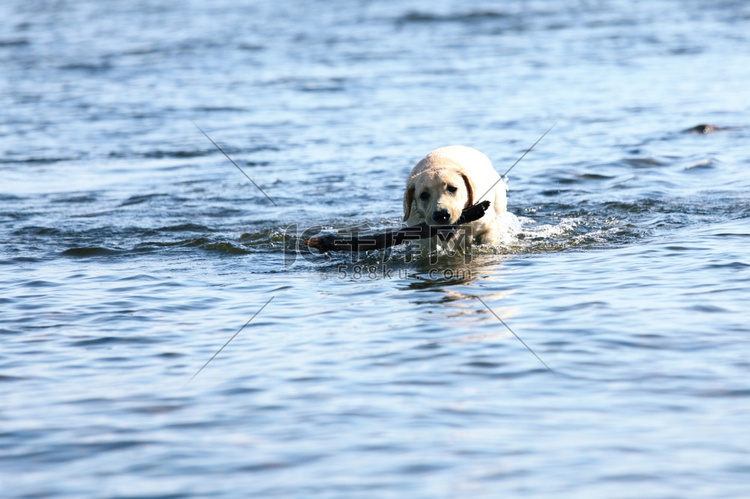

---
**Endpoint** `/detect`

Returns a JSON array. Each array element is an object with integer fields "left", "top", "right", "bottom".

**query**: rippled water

[{"left": 3, "top": 0, "right": 750, "bottom": 497}]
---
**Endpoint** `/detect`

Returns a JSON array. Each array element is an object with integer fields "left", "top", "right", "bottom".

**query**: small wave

[
  {"left": 69, "top": 336, "right": 158, "bottom": 347},
  {"left": 120, "top": 193, "right": 171, "bottom": 206},
  {"left": 0, "top": 156, "right": 80, "bottom": 165},
  {"left": 237, "top": 43, "right": 265, "bottom": 52},
  {"left": 61, "top": 247, "right": 122, "bottom": 257},
  {"left": 684, "top": 159, "right": 717, "bottom": 170},
  {"left": 623, "top": 157, "right": 665, "bottom": 168},
  {"left": 239, "top": 229, "right": 289, "bottom": 247},
  {"left": 508, "top": 210, "right": 642, "bottom": 253},
  {"left": 192, "top": 105, "right": 250, "bottom": 112},
  {"left": 705, "top": 261, "right": 750, "bottom": 270},
  {"left": 18, "top": 280, "right": 61, "bottom": 288},
  {"left": 14, "top": 226, "right": 63, "bottom": 237},
  {"left": 51, "top": 193, "right": 99, "bottom": 204},
  {"left": 397, "top": 10, "right": 511, "bottom": 24},
  {"left": 0, "top": 38, "right": 29, "bottom": 47},
  {"left": 58, "top": 62, "right": 113, "bottom": 72},
  {"left": 201, "top": 241, "right": 253, "bottom": 254},
  {"left": 142, "top": 149, "right": 213, "bottom": 159},
  {"left": 143, "top": 237, "right": 255, "bottom": 254},
  {"left": 145, "top": 224, "right": 212, "bottom": 235},
  {"left": 713, "top": 232, "right": 750, "bottom": 238}
]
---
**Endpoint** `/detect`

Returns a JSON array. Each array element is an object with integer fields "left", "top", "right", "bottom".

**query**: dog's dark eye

[
  {"left": 419, "top": 191, "right": 429, "bottom": 201},
  {"left": 446, "top": 185, "right": 457, "bottom": 193}
]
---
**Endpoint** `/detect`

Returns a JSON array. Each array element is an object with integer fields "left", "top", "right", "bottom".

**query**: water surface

[{"left": 2, "top": 0, "right": 750, "bottom": 497}]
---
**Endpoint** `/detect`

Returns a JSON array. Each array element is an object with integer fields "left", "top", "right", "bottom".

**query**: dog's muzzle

[{"left": 432, "top": 209, "right": 451, "bottom": 225}]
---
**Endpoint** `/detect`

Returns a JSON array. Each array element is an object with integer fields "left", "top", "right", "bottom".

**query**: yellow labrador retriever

[{"left": 403, "top": 145, "right": 508, "bottom": 249}]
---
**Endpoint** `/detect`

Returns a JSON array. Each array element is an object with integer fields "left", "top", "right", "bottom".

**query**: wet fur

[{"left": 403, "top": 145, "right": 507, "bottom": 250}]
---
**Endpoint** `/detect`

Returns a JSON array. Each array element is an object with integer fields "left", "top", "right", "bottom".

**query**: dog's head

[{"left": 403, "top": 163, "right": 475, "bottom": 225}]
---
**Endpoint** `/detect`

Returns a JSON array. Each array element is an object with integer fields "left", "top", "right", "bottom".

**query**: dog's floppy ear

[
  {"left": 461, "top": 172, "right": 475, "bottom": 207},
  {"left": 403, "top": 182, "right": 415, "bottom": 221}
]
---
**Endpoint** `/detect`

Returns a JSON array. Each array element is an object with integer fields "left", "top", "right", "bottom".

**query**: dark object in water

[
  {"left": 305, "top": 200, "right": 491, "bottom": 252},
  {"left": 683, "top": 124, "right": 724, "bottom": 134}
]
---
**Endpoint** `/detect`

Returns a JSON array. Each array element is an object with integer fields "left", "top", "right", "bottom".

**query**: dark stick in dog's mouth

[{"left": 305, "top": 200, "right": 491, "bottom": 253}]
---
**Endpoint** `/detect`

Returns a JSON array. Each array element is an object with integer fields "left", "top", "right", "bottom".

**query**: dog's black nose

[{"left": 432, "top": 209, "right": 451, "bottom": 224}]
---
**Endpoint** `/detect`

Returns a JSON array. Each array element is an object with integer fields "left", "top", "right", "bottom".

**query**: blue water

[{"left": 2, "top": 0, "right": 750, "bottom": 497}]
